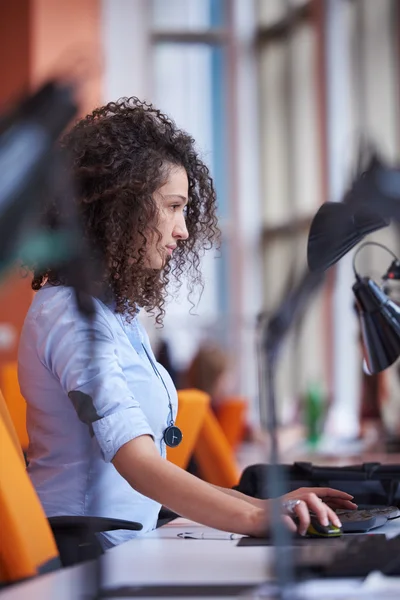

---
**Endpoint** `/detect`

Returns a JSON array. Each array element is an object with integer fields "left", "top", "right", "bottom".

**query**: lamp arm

[{"left": 352, "top": 241, "right": 400, "bottom": 278}]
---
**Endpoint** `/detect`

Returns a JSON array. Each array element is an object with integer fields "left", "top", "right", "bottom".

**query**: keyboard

[
  {"left": 335, "top": 506, "right": 400, "bottom": 532},
  {"left": 296, "top": 533, "right": 400, "bottom": 578}
]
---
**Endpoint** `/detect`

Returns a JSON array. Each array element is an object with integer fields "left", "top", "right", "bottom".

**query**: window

[
  {"left": 150, "top": 0, "right": 233, "bottom": 371},
  {"left": 257, "top": 0, "right": 327, "bottom": 419}
]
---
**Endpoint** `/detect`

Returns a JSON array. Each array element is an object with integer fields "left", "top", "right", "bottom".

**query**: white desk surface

[
  {"left": 2, "top": 518, "right": 400, "bottom": 600},
  {"left": 0, "top": 519, "right": 270, "bottom": 600},
  {"left": 103, "top": 518, "right": 272, "bottom": 586}
]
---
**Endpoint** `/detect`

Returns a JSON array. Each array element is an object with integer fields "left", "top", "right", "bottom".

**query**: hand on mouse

[
  {"left": 278, "top": 487, "right": 353, "bottom": 536},
  {"left": 240, "top": 487, "right": 356, "bottom": 538}
]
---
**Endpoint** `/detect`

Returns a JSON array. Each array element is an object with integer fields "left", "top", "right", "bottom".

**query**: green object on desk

[
  {"left": 305, "top": 382, "right": 324, "bottom": 447},
  {"left": 305, "top": 518, "right": 342, "bottom": 538}
]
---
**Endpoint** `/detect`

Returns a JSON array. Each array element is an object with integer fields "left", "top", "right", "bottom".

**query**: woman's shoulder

[
  {"left": 27, "top": 285, "right": 114, "bottom": 331},
  {"left": 29, "top": 284, "right": 74, "bottom": 317}
]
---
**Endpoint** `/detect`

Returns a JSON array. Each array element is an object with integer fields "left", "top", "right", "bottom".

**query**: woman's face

[{"left": 146, "top": 165, "right": 189, "bottom": 269}]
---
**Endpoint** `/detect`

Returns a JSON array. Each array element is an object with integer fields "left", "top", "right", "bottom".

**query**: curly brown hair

[{"left": 31, "top": 97, "right": 219, "bottom": 323}]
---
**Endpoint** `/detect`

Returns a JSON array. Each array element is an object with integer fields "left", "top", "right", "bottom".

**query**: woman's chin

[
  {"left": 144, "top": 249, "right": 173, "bottom": 270},
  {"left": 146, "top": 258, "right": 168, "bottom": 270}
]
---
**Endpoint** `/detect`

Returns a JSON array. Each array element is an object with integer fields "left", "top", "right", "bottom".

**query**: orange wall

[
  {"left": 31, "top": 0, "right": 101, "bottom": 115},
  {"left": 0, "top": 0, "right": 31, "bottom": 109},
  {"left": 0, "top": 0, "right": 101, "bottom": 367}
]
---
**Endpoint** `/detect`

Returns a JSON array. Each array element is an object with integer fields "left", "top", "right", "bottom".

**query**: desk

[
  {"left": 0, "top": 519, "right": 271, "bottom": 600},
  {"left": 2, "top": 518, "right": 400, "bottom": 600},
  {"left": 103, "top": 519, "right": 272, "bottom": 587},
  {"left": 0, "top": 520, "right": 271, "bottom": 600}
]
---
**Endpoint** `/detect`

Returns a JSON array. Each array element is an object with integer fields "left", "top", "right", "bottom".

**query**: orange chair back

[
  {"left": 215, "top": 396, "right": 247, "bottom": 449},
  {"left": 0, "top": 389, "right": 25, "bottom": 465},
  {"left": 0, "top": 361, "right": 29, "bottom": 451},
  {"left": 167, "top": 389, "right": 210, "bottom": 469},
  {"left": 0, "top": 416, "right": 60, "bottom": 583},
  {"left": 193, "top": 406, "right": 240, "bottom": 488}
]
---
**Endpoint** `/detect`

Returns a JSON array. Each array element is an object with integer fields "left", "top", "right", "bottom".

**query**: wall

[{"left": 0, "top": 0, "right": 101, "bottom": 368}]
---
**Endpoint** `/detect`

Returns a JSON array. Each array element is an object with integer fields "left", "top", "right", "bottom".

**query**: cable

[{"left": 352, "top": 241, "right": 400, "bottom": 279}]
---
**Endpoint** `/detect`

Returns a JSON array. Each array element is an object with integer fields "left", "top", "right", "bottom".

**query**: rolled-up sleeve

[{"left": 39, "top": 299, "right": 154, "bottom": 462}]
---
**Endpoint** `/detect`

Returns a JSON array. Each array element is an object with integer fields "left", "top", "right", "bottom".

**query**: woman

[{"left": 18, "top": 97, "right": 355, "bottom": 549}]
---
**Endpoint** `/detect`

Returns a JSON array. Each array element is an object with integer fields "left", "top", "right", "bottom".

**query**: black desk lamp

[
  {"left": 0, "top": 79, "right": 98, "bottom": 317},
  {"left": 307, "top": 150, "right": 400, "bottom": 378},
  {"left": 352, "top": 242, "right": 400, "bottom": 375}
]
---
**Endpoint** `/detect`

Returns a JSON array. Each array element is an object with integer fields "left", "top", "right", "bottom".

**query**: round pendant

[{"left": 163, "top": 425, "right": 183, "bottom": 448}]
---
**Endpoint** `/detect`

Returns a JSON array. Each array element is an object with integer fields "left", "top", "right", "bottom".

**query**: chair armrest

[
  {"left": 48, "top": 515, "right": 142, "bottom": 534},
  {"left": 47, "top": 516, "right": 142, "bottom": 567}
]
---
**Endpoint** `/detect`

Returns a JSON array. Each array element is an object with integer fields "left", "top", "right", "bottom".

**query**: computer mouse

[{"left": 305, "top": 516, "right": 342, "bottom": 538}]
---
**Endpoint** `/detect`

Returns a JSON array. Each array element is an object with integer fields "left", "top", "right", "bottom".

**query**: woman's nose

[{"left": 173, "top": 216, "right": 189, "bottom": 240}]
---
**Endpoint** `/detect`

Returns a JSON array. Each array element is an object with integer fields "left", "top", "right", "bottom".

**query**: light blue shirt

[{"left": 18, "top": 285, "right": 178, "bottom": 548}]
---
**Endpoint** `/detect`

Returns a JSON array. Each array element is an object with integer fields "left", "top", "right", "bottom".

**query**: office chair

[
  {"left": 215, "top": 396, "right": 247, "bottom": 449},
  {"left": 167, "top": 389, "right": 210, "bottom": 469},
  {"left": 193, "top": 406, "right": 241, "bottom": 489},
  {"left": 0, "top": 361, "right": 29, "bottom": 452},
  {"left": 0, "top": 389, "right": 25, "bottom": 465},
  {"left": 0, "top": 390, "right": 142, "bottom": 581},
  {"left": 0, "top": 415, "right": 61, "bottom": 583}
]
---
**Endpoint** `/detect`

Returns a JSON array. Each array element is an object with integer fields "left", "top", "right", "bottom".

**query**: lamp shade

[
  {"left": 307, "top": 202, "right": 390, "bottom": 272},
  {"left": 306, "top": 154, "right": 400, "bottom": 273},
  {"left": 353, "top": 277, "right": 400, "bottom": 374}
]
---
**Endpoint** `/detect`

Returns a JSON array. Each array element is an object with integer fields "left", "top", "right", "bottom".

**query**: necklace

[{"left": 141, "top": 343, "right": 183, "bottom": 448}]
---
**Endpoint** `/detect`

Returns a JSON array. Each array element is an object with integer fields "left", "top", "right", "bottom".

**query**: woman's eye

[{"left": 169, "top": 203, "right": 188, "bottom": 215}]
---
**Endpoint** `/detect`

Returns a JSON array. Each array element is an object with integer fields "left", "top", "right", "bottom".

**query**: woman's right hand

[{"left": 250, "top": 489, "right": 345, "bottom": 538}]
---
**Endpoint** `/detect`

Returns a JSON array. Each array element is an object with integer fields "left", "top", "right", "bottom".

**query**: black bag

[{"left": 234, "top": 462, "right": 400, "bottom": 506}]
